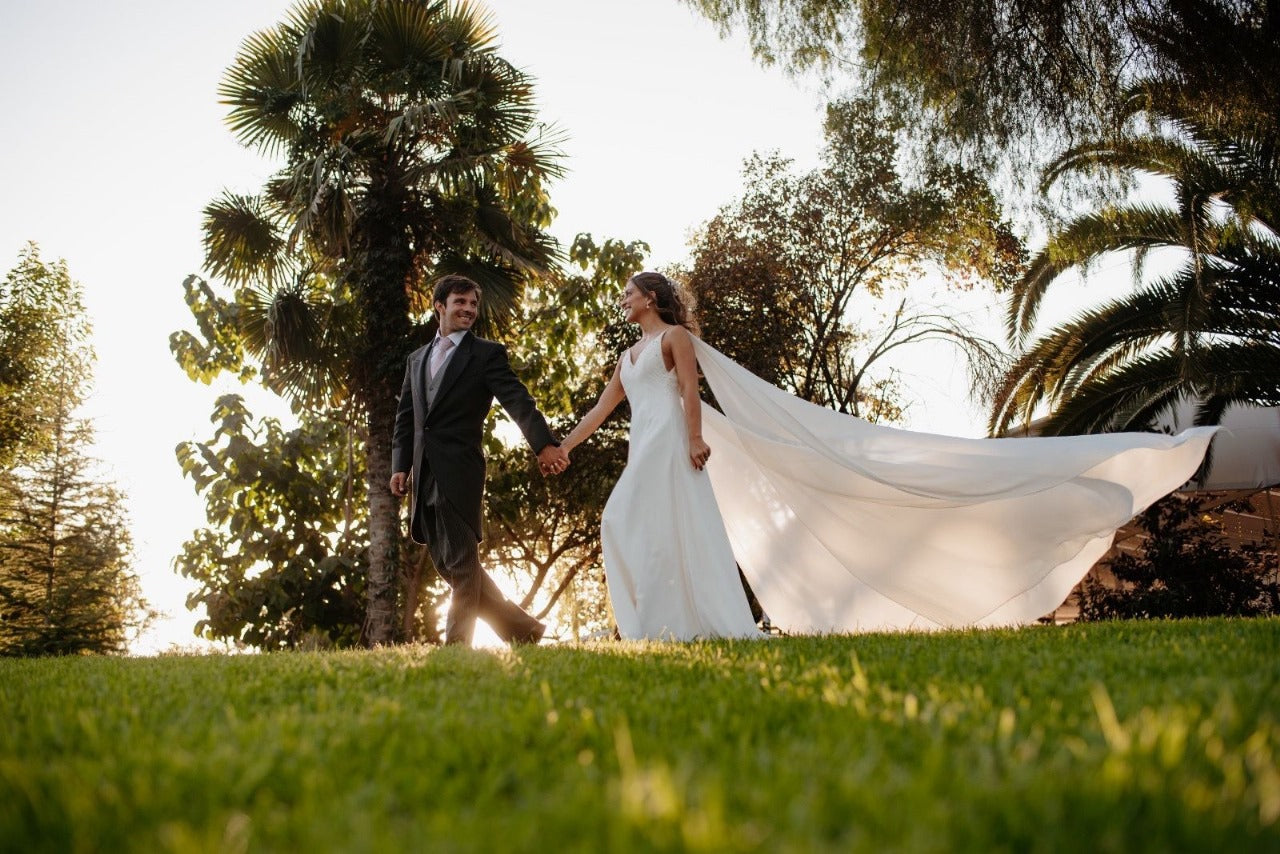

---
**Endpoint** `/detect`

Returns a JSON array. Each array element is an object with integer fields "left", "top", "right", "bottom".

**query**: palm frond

[
  {"left": 1038, "top": 348, "right": 1188, "bottom": 435},
  {"left": 293, "top": 0, "right": 371, "bottom": 95},
  {"left": 994, "top": 0, "right": 1280, "bottom": 439},
  {"left": 455, "top": 56, "right": 539, "bottom": 148},
  {"left": 1010, "top": 203, "right": 1188, "bottom": 343},
  {"left": 238, "top": 274, "right": 351, "bottom": 407},
  {"left": 1043, "top": 134, "right": 1198, "bottom": 191},
  {"left": 384, "top": 94, "right": 467, "bottom": 144},
  {"left": 1186, "top": 340, "right": 1280, "bottom": 408},
  {"left": 439, "top": 0, "right": 501, "bottom": 56},
  {"left": 471, "top": 188, "right": 561, "bottom": 273},
  {"left": 203, "top": 192, "right": 291, "bottom": 287},
  {"left": 401, "top": 149, "right": 481, "bottom": 190},
  {"left": 500, "top": 124, "right": 570, "bottom": 188},
  {"left": 368, "top": 0, "right": 450, "bottom": 78},
  {"left": 220, "top": 28, "right": 305, "bottom": 155},
  {"left": 285, "top": 144, "right": 357, "bottom": 255}
]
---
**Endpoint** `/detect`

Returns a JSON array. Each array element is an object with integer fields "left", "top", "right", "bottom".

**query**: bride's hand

[{"left": 689, "top": 436, "right": 711, "bottom": 470}]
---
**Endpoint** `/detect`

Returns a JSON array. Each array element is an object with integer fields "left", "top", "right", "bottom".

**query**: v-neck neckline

[{"left": 628, "top": 330, "right": 665, "bottom": 366}]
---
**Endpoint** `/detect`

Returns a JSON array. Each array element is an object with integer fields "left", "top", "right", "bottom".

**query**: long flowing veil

[{"left": 692, "top": 339, "right": 1218, "bottom": 632}]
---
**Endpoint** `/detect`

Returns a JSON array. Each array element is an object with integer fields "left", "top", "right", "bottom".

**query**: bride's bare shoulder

[{"left": 663, "top": 324, "right": 692, "bottom": 344}]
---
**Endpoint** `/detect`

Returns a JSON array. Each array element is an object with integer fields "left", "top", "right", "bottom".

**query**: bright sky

[{"left": 0, "top": 0, "right": 1056, "bottom": 653}]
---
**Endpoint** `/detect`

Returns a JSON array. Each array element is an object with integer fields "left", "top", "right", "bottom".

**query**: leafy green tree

[
  {"left": 685, "top": 99, "right": 1023, "bottom": 420},
  {"left": 682, "top": 1, "right": 1273, "bottom": 203},
  {"left": 182, "top": 0, "right": 564, "bottom": 644},
  {"left": 174, "top": 395, "right": 399, "bottom": 649},
  {"left": 0, "top": 249, "right": 149, "bottom": 656},
  {"left": 990, "top": 3, "right": 1280, "bottom": 435},
  {"left": 0, "top": 244, "right": 83, "bottom": 470},
  {"left": 683, "top": 1, "right": 1154, "bottom": 165},
  {"left": 496, "top": 235, "right": 651, "bottom": 414},
  {"left": 683, "top": 228, "right": 808, "bottom": 391}
]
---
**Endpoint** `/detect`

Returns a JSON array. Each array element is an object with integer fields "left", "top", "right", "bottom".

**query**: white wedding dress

[
  {"left": 601, "top": 336, "right": 1218, "bottom": 638},
  {"left": 601, "top": 333, "right": 761, "bottom": 640}
]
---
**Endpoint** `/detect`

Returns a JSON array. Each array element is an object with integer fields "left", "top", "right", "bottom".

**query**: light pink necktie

[{"left": 429, "top": 337, "right": 454, "bottom": 379}]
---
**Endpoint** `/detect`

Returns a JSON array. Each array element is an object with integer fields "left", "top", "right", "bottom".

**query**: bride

[
  {"left": 559, "top": 272, "right": 1217, "bottom": 640},
  {"left": 560, "top": 272, "right": 760, "bottom": 639}
]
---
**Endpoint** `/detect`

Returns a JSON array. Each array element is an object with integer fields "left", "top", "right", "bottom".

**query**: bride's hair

[{"left": 630, "top": 272, "right": 699, "bottom": 335}]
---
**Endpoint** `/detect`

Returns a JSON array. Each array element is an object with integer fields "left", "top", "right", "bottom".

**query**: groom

[{"left": 390, "top": 274, "right": 569, "bottom": 646}]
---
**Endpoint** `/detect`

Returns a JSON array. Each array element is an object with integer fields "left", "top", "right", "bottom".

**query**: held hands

[
  {"left": 539, "top": 444, "right": 570, "bottom": 476},
  {"left": 689, "top": 436, "right": 712, "bottom": 471},
  {"left": 389, "top": 471, "right": 409, "bottom": 497}
]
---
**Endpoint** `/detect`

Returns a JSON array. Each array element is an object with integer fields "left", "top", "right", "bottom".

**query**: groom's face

[{"left": 436, "top": 290, "right": 480, "bottom": 335}]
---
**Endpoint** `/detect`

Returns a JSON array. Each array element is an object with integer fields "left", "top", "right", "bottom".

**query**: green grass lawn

[{"left": 2, "top": 618, "right": 1278, "bottom": 852}]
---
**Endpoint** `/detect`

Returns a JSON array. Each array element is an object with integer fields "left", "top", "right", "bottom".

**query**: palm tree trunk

[
  {"left": 364, "top": 390, "right": 401, "bottom": 645},
  {"left": 354, "top": 192, "right": 415, "bottom": 646}
]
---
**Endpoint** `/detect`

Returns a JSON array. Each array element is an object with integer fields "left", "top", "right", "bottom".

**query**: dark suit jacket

[{"left": 392, "top": 332, "right": 556, "bottom": 544}]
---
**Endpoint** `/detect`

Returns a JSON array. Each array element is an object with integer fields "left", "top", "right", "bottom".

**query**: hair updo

[{"left": 630, "top": 271, "right": 699, "bottom": 335}]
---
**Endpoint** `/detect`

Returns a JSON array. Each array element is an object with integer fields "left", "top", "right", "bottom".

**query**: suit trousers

[{"left": 420, "top": 493, "right": 543, "bottom": 645}]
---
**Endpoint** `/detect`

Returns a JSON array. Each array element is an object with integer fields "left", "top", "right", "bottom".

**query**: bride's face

[{"left": 620, "top": 280, "right": 649, "bottom": 323}]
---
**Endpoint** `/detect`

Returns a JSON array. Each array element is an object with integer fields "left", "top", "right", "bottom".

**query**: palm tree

[
  {"left": 201, "top": 0, "right": 563, "bottom": 643},
  {"left": 990, "top": 0, "right": 1280, "bottom": 436}
]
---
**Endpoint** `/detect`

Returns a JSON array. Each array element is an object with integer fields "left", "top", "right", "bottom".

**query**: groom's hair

[{"left": 433, "top": 274, "right": 482, "bottom": 307}]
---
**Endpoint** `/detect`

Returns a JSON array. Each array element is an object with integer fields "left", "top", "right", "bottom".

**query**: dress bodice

[
  {"left": 622, "top": 331, "right": 675, "bottom": 390},
  {"left": 621, "top": 332, "right": 681, "bottom": 428}
]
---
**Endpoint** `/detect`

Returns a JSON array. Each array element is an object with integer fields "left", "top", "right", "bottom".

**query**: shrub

[{"left": 1080, "top": 494, "right": 1279, "bottom": 620}]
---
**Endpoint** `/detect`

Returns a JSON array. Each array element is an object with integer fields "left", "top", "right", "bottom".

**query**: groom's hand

[
  {"left": 389, "top": 472, "right": 409, "bottom": 496},
  {"left": 538, "top": 445, "right": 569, "bottom": 476}
]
